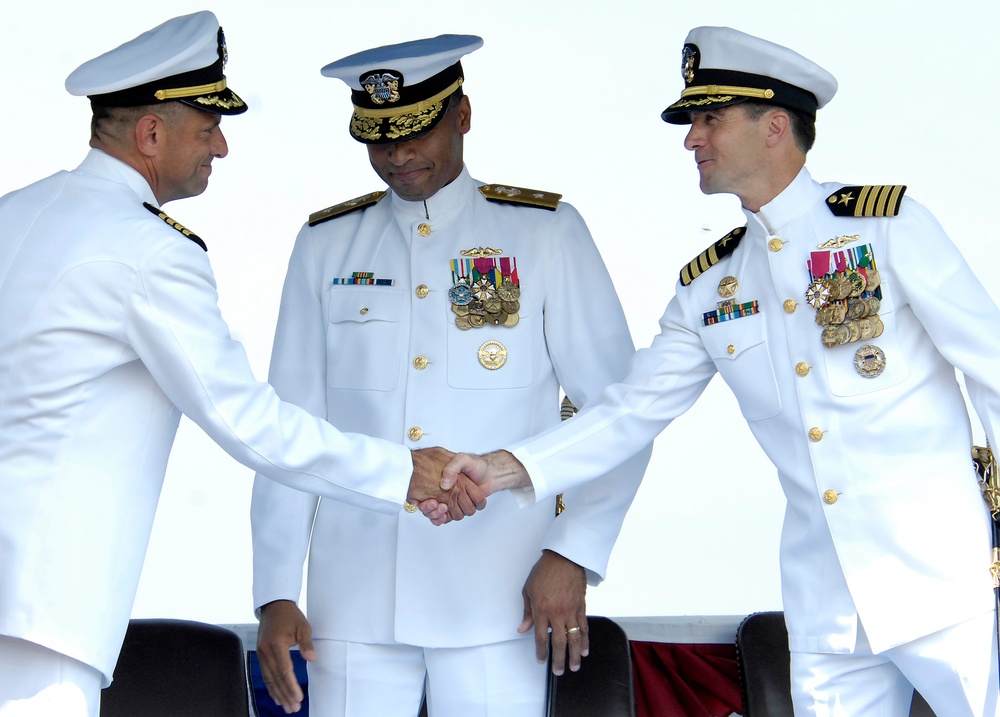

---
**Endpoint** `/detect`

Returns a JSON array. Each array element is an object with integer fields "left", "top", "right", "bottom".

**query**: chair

[
  {"left": 101, "top": 618, "right": 250, "bottom": 717},
  {"left": 736, "top": 611, "right": 936, "bottom": 717},
  {"left": 546, "top": 616, "right": 636, "bottom": 717},
  {"left": 416, "top": 616, "right": 635, "bottom": 717}
]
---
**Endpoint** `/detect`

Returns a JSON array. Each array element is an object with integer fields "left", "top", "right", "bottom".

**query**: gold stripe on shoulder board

[
  {"left": 479, "top": 184, "right": 562, "bottom": 211},
  {"left": 143, "top": 202, "right": 207, "bottom": 251},
  {"left": 309, "top": 190, "right": 387, "bottom": 226},
  {"left": 679, "top": 226, "right": 746, "bottom": 287},
  {"left": 826, "top": 185, "right": 907, "bottom": 217}
]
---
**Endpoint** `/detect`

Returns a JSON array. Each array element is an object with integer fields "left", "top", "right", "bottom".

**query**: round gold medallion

[
  {"left": 478, "top": 340, "right": 508, "bottom": 370},
  {"left": 854, "top": 344, "right": 886, "bottom": 378},
  {"left": 717, "top": 276, "right": 738, "bottom": 298}
]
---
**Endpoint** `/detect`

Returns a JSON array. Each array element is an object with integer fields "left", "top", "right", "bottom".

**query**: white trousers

[
  {"left": 308, "top": 637, "right": 548, "bottom": 717},
  {"left": 0, "top": 636, "right": 102, "bottom": 717},
  {"left": 791, "top": 611, "right": 1000, "bottom": 716}
]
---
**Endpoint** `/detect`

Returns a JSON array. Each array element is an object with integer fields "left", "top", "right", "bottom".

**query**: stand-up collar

[
  {"left": 744, "top": 166, "right": 823, "bottom": 236},
  {"left": 76, "top": 148, "right": 159, "bottom": 206},
  {"left": 388, "top": 165, "right": 472, "bottom": 224}
]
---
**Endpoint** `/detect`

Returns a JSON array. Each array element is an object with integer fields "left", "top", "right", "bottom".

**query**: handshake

[{"left": 406, "top": 446, "right": 531, "bottom": 525}]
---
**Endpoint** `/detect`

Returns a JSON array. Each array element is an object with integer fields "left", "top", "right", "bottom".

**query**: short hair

[
  {"left": 89, "top": 101, "right": 186, "bottom": 143},
  {"left": 740, "top": 100, "right": 816, "bottom": 153}
]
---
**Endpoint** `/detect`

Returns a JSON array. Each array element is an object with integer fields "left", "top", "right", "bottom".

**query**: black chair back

[
  {"left": 101, "top": 618, "right": 250, "bottom": 717},
  {"left": 736, "top": 611, "right": 936, "bottom": 717},
  {"left": 547, "top": 616, "right": 636, "bottom": 717}
]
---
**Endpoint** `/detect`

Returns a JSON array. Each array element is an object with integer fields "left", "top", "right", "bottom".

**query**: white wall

[{"left": 2, "top": 0, "right": 997, "bottom": 626}]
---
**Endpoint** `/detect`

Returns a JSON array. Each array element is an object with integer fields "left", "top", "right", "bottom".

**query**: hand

[
  {"left": 518, "top": 550, "right": 588, "bottom": 675},
  {"left": 441, "top": 449, "right": 532, "bottom": 493},
  {"left": 409, "top": 447, "right": 487, "bottom": 523},
  {"left": 256, "top": 600, "right": 315, "bottom": 713}
]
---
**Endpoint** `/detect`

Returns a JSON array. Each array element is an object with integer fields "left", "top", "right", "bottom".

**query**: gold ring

[
  {"left": 566, "top": 626, "right": 581, "bottom": 635},
  {"left": 403, "top": 501, "right": 418, "bottom": 513}
]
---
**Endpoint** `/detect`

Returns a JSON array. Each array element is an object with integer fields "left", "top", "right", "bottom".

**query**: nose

[
  {"left": 384, "top": 141, "right": 415, "bottom": 166},
  {"left": 683, "top": 122, "right": 703, "bottom": 152},
  {"left": 212, "top": 126, "right": 229, "bottom": 159}
]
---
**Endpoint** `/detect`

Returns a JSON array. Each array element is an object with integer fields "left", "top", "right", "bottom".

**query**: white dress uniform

[
  {"left": 250, "top": 167, "right": 649, "bottom": 713},
  {"left": 0, "top": 148, "right": 414, "bottom": 689},
  {"left": 512, "top": 167, "right": 1000, "bottom": 711}
]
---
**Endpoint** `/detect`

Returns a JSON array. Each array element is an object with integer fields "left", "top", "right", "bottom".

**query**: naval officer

[
  {"left": 250, "top": 34, "right": 650, "bottom": 716},
  {"left": 0, "top": 13, "right": 480, "bottom": 717},
  {"left": 444, "top": 26, "right": 1000, "bottom": 716}
]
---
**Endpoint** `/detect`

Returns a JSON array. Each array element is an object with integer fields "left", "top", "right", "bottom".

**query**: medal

[
  {"left": 854, "top": 344, "right": 887, "bottom": 378},
  {"left": 478, "top": 340, "right": 508, "bottom": 370}
]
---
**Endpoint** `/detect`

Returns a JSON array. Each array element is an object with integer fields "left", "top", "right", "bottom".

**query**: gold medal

[
  {"left": 455, "top": 316, "right": 472, "bottom": 330},
  {"left": 501, "top": 300, "right": 520, "bottom": 313},
  {"left": 503, "top": 312, "right": 520, "bottom": 327},
  {"left": 487, "top": 311, "right": 509, "bottom": 326},
  {"left": 452, "top": 303, "right": 470, "bottom": 316},
  {"left": 469, "top": 314, "right": 486, "bottom": 328},
  {"left": 858, "top": 317, "right": 875, "bottom": 340},
  {"left": 854, "top": 344, "right": 887, "bottom": 378},
  {"left": 497, "top": 280, "right": 520, "bottom": 302},
  {"left": 718, "top": 276, "right": 739, "bottom": 298},
  {"left": 846, "top": 298, "right": 865, "bottom": 320},
  {"left": 845, "top": 320, "right": 861, "bottom": 343},
  {"left": 865, "top": 269, "right": 881, "bottom": 291},
  {"left": 478, "top": 340, "right": 508, "bottom": 370},
  {"left": 821, "top": 325, "right": 845, "bottom": 348},
  {"left": 484, "top": 298, "right": 502, "bottom": 314},
  {"left": 873, "top": 317, "right": 884, "bottom": 338}
]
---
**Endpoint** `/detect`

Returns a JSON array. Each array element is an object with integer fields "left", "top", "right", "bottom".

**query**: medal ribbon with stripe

[{"left": 448, "top": 256, "right": 521, "bottom": 330}]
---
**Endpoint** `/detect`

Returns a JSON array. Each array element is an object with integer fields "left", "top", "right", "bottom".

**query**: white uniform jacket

[
  {"left": 251, "top": 168, "right": 649, "bottom": 647},
  {"left": 513, "top": 167, "right": 1000, "bottom": 655},
  {"left": 0, "top": 150, "right": 414, "bottom": 684}
]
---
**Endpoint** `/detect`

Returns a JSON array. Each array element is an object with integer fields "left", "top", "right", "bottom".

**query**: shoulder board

[
  {"left": 308, "top": 191, "right": 387, "bottom": 226},
  {"left": 826, "top": 185, "right": 907, "bottom": 217},
  {"left": 679, "top": 226, "right": 746, "bottom": 287},
  {"left": 143, "top": 203, "right": 206, "bottom": 252},
  {"left": 478, "top": 184, "right": 562, "bottom": 211}
]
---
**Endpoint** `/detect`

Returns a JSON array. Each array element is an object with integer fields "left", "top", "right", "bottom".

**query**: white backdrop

[{"left": 2, "top": 0, "right": 998, "bottom": 626}]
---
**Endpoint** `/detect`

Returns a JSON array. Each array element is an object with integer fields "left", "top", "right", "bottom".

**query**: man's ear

[
  {"left": 134, "top": 114, "right": 165, "bottom": 158},
  {"left": 456, "top": 94, "right": 472, "bottom": 135},
  {"left": 764, "top": 109, "right": 791, "bottom": 149}
]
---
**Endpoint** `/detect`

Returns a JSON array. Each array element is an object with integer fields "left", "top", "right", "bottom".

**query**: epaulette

[
  {"left": 478, "top": 184, "right": 561, "bottom": 211},
  {"left": 826, "top": 185, "right": 907, "bottom": 218},
  {"left": 679, "top": 227, "right": 746, "bottom": 287},
  {"left": 308, "top": 191, "right": 387, "bottom": 226},
  {"left": 143, "top": 203, "right": 207, "bottom": 252}
]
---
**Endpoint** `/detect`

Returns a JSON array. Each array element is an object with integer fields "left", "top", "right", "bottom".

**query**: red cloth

[{"left": 630, "top": 641, "right": 743, "bottom": 717}]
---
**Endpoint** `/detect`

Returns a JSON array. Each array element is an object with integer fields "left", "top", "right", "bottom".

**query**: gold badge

[
  {"left": 477, "top": 340, "right": 507, "bottom": 370},
  {"left": 361, "top": 71, "right": 401, "bottom": 105},
  {"left": 854, "top": 344, "right": 886, "bottom": 378},
  {"left": 717, "top": 276, "right": 738, "bottom": 298}
]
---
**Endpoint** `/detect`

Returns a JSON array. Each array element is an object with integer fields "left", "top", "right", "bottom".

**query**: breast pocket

[
  {"left": 326, "top": 286, "right": 405, "bottom": 391},
  {"left": 699, "top": 312, "right": 781, "bottom": 421}
]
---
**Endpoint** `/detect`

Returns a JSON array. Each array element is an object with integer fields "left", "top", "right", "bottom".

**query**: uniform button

[
  {"left": 415, "top": 284, "right": 429, "bottom": 299},
  {"left": 359, "top": 307, "right": 369, "bottom": 315},
  {"left": 727, "top": 345, "right": 736, "bottom": 354},
  {"left": 823, "top": 489, "right": 839, "bottom": 505},
  {"left": 795, "top": 362, "right": 810, "bottom": 377},
  {"left": 783, "top": 299, "right": 797, "bottom": 314},
  {"left": 413, "top": 356, "right": 429, "bottom": 370},
  {"left": 407, "top": 426, "right": 423, "bottom": 441},
  {"left": 768, "top": 238, "right": 784, "bottom": 252},
  {"left": 417, "top": 223, "right": 432, "bottom": 237},
  {"left": 808, "top": 427, "right": 824, "bottom": 442}
]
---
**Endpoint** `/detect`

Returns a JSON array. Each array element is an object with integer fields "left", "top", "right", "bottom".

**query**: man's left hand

[{"left": 518, "top": 549, "right": 588, "bottom": 675}]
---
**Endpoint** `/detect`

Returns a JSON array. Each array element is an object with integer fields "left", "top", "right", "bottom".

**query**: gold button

[
  {"left": 413, "top": 356, "right": 428, "bottom": 370},
  {"left": 823, "top": 489, "right": 839, "bottom": 505},
  {"left": 808, "top": 427, "right": 824, "bottom": 442},
  {"left": 783, "top": 299, "right": 797, "bottom": 314},
  {"left": 359, "top": 307, "right": 369, "bottom": 315},
  {"left": 727, "top": 345, "right": 736, "bottom": 355},
  {"left": 768, "top": 238, "right": 784, "bottom": 252},
  {"left": 417, "top": 223, "right": 432, "bottom": 237},
  {"left": 415, "top": 284, "right": 429, "bottom": 299},
  {"left": 795, "top": 362, "right": 810, "bottom": 377},
  {"left": 407, "top": 426, "right": 423, "bottom": 441}
]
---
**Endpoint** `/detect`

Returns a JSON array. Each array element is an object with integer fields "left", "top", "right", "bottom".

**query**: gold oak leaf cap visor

[
  {"left": 65, "top": 10, "right": 247, "bottom": 115},
  {"left": 661, "top": 26, "right": 837, "bottom": 124},
  {"left": 321, "top": 34, "right": 483, "bottom": 144}
]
